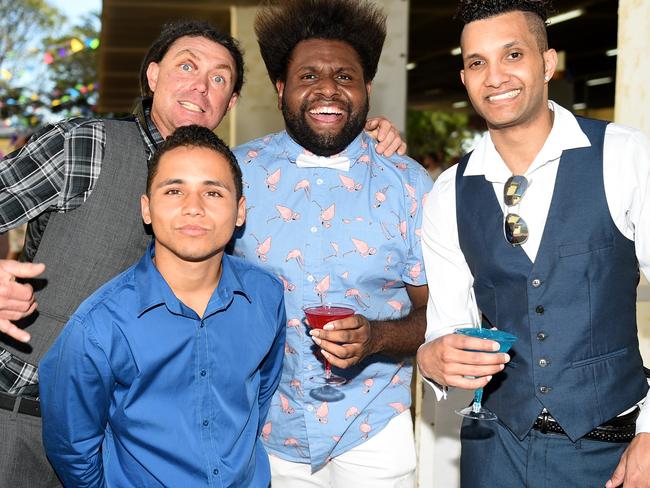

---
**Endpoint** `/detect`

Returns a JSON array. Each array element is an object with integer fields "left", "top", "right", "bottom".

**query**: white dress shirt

[{"left": 422, "top": 101, "right": 650, "bottom": 433}]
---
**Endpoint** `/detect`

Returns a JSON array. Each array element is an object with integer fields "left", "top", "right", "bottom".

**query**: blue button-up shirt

[
  {"left": 232, "top": 131, "right": 432, "bottom": 469},
  {"left": 39, "top": 243, "right": 286, "bottom": 487}
]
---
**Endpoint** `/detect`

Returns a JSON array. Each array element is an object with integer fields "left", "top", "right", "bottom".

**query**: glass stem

[
  {"left": 325, "top": 360, "right": 332, "bottom": 380},
  {"left": 472, "top": 388, "right": 484, "bottom": 413}
]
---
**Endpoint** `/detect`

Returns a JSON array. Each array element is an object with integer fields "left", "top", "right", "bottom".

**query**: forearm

[{"left": 369, "top": 304, "right": 426, "bottom": 357}]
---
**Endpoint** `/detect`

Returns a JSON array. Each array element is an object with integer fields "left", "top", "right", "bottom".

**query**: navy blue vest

[{"left": 455, "top": 117, "right": 648, "bottom": 441}]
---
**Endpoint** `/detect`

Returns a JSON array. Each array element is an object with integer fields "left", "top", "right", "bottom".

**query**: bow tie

[{"left": 295, "top": 153, "right": 350, "bottom": 172}]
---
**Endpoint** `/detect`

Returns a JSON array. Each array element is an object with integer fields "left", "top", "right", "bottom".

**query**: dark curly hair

[
  {"left": 456, "top": 0, "right": 555, "bottom": 51},
  {"left": 139, "top": 20, "right": 245, "bottom": 98},
  {"left": 254, "top": 0, "right": 387, "bottom": 85},
  {"left": 147, "top": 125, "right": 243, "bottom": 200}
]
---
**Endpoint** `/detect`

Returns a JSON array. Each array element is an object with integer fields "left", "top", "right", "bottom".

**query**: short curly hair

[
  {"left": 140, "top": 20, "right": 245, "bottom": 98},
  {"left": 254, "top": 0, "right": 387, "bottom": 86},
  {"left": 456, "top": 0, "right": 555, "bottom": 51}
]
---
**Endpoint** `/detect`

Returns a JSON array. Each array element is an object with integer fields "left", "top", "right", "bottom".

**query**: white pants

[{"left": 269, "top": 410, "right": 416, "bottom": 488}]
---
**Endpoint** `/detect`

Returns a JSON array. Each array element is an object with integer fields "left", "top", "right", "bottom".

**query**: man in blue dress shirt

[
  {"left": 231, "top": 1, "right": 432, "bottom": 486},
  {"left": 39, "top": 125, "right": 286, "bottom": 487}
]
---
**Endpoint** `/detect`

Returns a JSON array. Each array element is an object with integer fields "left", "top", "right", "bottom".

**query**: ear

[
  {"left": 275, "top": 80, "right": 285, "bottom": 111},
  {"left": 542, "top": 48, "right": 558, "bottom": 83},
  {"left": 460, "top": 69, "right": 466, "bottom": 86},
  {"left": 141, "top": 194, "right": 152, "bottom": 225},
  {"left": 365, "top": 81, "right": 372, "bottom": 98},
  {"left": 236, "top": 196, "right": 246, "bottom": 227},
  {"left": 146, "top": 62, "right": 160, "bottom": 92},
  {"left": 225, "top": 92, "right": 239, "bottom": 113}
]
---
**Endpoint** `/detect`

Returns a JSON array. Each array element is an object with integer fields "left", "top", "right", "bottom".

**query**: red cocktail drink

[{"left": 303, "top": 303, "right": 354, "bottom": 402}]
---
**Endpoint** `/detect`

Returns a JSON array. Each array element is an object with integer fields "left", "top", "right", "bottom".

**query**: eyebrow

[
  {"left": 172, "top": 49, "right": 233, "bottom": 72},
  {"left": 156, "top": 178, "right": 232, "bottom": 190},
  {"left": 463, "top": 40, "right": 523, "bottom": 61},
  {"left": 298, "top": 65, "right": 360, "bottom": 73}
]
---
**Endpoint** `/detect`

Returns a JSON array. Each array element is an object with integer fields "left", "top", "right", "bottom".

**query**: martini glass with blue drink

[{"left": 454, "top": 293, "right": 517, "bottom": 421}]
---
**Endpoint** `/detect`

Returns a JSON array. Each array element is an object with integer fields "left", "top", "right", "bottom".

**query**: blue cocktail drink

[{"left": 454, "top": 327, "right": 517, "bottom": 421}]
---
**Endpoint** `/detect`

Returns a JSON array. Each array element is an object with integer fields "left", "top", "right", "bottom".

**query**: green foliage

[{"left": 406, "top": 109, "right": 473, "bottom": 165}]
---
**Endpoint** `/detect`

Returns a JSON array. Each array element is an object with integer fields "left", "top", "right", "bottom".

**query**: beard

[{"left": 282, "top": 96, "right": 369, "bottom": 157}]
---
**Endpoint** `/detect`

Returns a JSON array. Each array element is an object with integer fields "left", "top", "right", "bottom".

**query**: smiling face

[
  {"left": 141, "top": 145, "right": 245, "bottom": 266},
  {"left": 147, "top": 36, "right": 239, "bottom": 138},
  {"left": 276, "top": 39, "right": 371, "bottom": 156},
  {"left": 460, "top": 11, "right": 557, "bottom": 132}
]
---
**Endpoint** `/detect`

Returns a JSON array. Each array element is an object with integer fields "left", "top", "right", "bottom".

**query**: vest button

[
  {"left": 535, "top": 305, "right": 545, "bottom": 314},
  {"left": 538, "top": 358, "right": 549, "bottom": 368},
  {"left": 537, "top": 332, "right": 547, "bottom": 341},
  {"left": 539, "top": 385, "right": 551, "bottom": 394},
  {"left": 531, "top": 278, "right": 542, "bottom": 288}
]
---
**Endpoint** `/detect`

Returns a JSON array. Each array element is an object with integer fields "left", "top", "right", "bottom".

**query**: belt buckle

[{"left": 539, "top": 411, "right": 550, "bottom": 434}]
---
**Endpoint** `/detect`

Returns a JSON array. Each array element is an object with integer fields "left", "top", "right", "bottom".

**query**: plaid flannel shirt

[{"left": 0, "top": 98, "right": 163, "bottom": 396}]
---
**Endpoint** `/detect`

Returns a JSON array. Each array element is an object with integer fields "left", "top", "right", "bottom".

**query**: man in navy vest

[{"left": 417, "top": 1, "right": 650, "bottom": 487}]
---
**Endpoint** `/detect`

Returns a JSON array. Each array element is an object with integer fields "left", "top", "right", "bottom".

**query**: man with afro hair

[
  {"left": 231, "top": 0, "right": 432, "bottom": 486},
  {"left": 418, "top": 1, "right": 650, "bottom": 487}
]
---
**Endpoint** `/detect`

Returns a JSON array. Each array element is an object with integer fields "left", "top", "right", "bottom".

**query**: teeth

[
  {"left": 488, "top": 89, "right": 521, "bottom": 102},
  {"left": 310, "top": 107, "right": 342, "bottom": 115},
  {"left": 179, "top": 101, "right": 204, "bottom": 112}
]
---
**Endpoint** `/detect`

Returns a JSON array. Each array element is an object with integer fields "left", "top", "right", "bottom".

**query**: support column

[{"left": 615, "top": 0, "right": 650, "bottom": 363}]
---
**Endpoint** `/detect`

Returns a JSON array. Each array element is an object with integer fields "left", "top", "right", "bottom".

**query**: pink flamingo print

[
  {"left": 345, "top": 406, "right": 360, "bottom": 420},
  {"left": 408, "top": 262, "right": 422, "bottom": 283},
  {"left": 384, "top": 253, "right": 394, "bottom": 272},
  {"left": 314, "top": 275, "right": 330, "bottom": 301},
  {"left": 393, "top": 162, "right": 408, "bottom": 170},
  {"left": 289, "top": 379, "right": 304, "bottom": 397},
  {"left": 345, "top": 288, "right": 370, "bottom": 310},
  {"left": 331, "top": 174, "right": 363, "bottom": 192},
  {"left": 316, "top": 402, "right": 329, "bottom": 424},
  {"left": 373, "top": 186, "right": 390, "bottom": 208},
  {"left": 362, "top": 374, "right": 377, "bottom": 394},
  {"left": 246, "top": 149, "right": 258, "bottom": 161},
  {"left": 390, "top": 374, "right": 410, "bottom": 391},
  {"left": 343, "top": 238, "right": 377, "bottom": 257},
  {"left": 381, "top": 279, "right": 399, "bottom": 292},
  {"left": 278, "top": 393, "right": 295, "bottom": 414},
  {"left": 404, "top": 183, "right": 416, "bottom": 200},
  {"left": 250, "top": 234, "right": 272, "bottom": 262},
  {"left": 387, "top": 300, "right": 404, "bottom": 318},
  {"left": 324, "top": 242, "right": 339, "bottom": 261},
  {"left": 409, "top": 197, "right": 418, "bottom": 218},
  {"left": 314, "top": 202, "right": 335, "bottom": 228},
  {"left": 267, "top": 205, "right": 300, "bottom": 223},
  {"left": 287, "top": 318, "right": 301, "bottom": 331},
  {"left": 278, "top": 275, "right": 296, "bottom": 292},
  {"left": 262, "top": 167, "right": 281, "bottom": 191},
  {"left": 340, "top": 271, "right": 350, "bottom": 280},
  {"left": 389, "top": 402, "right": 408, "bottom": 414},
  {"left": 294, "top": 179, "right": 312, "bottom": 200},
  {"left": 262, "top": 421, "right": 272, "bottom": 441},
  {"left": 285, "top": 249, "right": 305, "bottom": 269},
  {"left": 355, "top": 154, "right": 379, "bottom": 176},
  {"left": 360, "top": 415, "right": 372, "bottom": 440},
  {"left": 284, "top": 438, "right": 308, "bottom": 458},
  {"left": 285, "top": 343, "right": 297, "bottom": 355}
]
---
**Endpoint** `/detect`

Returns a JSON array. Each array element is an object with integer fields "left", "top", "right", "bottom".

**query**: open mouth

[
  {"left": 308, "top": 105, "right": 345, "bottom": 123},
  {"left": 487, "top": 89, "right": 521, "bottom": 102},
  {"left": 178, "top": 101, "right": 205, "bottom": 113}
]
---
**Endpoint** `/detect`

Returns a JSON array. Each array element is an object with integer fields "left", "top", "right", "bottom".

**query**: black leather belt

[
  {"left": 532, "top": 407, "right": 639, "bottom": 443},
  {"left": 0, "top": 391, "right": 41, "bottom": 417}
]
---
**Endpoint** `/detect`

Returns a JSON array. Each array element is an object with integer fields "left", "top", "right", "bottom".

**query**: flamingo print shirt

[{"left": 232, "top": 130, "right": 433, "bottom": 469}]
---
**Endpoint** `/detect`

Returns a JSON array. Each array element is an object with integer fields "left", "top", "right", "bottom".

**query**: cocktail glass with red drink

[{"left": 303, "top": 303, "right": 355, "bottom": 402}]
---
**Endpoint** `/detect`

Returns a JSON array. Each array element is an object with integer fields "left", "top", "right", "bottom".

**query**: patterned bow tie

[{"left": 295, "top": 153, "right": 350, "bottom": 172}]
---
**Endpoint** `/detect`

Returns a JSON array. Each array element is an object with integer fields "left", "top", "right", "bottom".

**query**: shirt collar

[
  {"left": 465, "top": 100, "right": 592, "bottom": 183},
  {"left": 135, "top": 241, "right": 251, "bottom": 319},
  {"left": 133, "top": 97, "right": 165, "bottom": 159},
  {"left": 280, "top": 130, "right": 368, "bottom": 165}
]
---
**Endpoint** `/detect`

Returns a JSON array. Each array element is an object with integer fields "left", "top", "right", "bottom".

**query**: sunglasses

[{"left": 503, "top": 175, "right": 529, "bottom": 246}]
